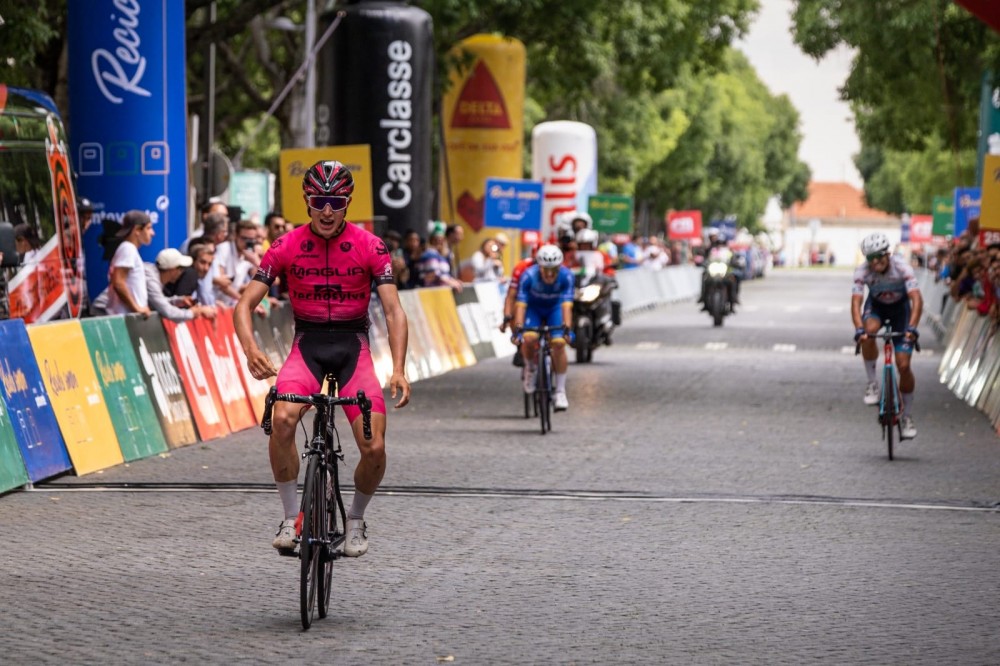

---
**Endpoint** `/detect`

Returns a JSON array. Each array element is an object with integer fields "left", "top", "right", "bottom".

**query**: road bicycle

[
  {"left": 261, "top": 377, "right": 372, "bottom": 630},
  {"left": 519, "top": 325, "right": 556, "bottom": 435},
  {"left": 855, "top": 324, "right": 918, "bottom": 461}
]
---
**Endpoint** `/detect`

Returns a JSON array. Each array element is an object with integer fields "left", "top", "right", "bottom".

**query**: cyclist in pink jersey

[{"left": 234, "top": 160, "right": 410, "bottom": 558}]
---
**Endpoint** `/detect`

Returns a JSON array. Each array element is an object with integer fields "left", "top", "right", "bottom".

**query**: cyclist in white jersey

[{"left": 851, "top": 232, "right": 923, "bottom": 438}]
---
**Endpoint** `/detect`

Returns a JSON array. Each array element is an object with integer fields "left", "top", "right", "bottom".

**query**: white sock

[
  {"left": 555, "top": 372, "right": 567, "bottom": 393},
  {"left": 865, "top": 359, "right": 877, "bottom": 383},
  {"left": 276, "top": 480, "right": 298, "bottom": 520},
  {"left": 348, "top": 490, "right": 373, "bottom": 520},
  {"left": 902, "top": 391, "right": 914, "bottom": 418}
]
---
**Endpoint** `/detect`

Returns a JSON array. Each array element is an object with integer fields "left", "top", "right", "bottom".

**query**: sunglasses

[
  {"left": 866, "top": 252, "right": 889, "bottom": 262},
  {"left": 307, "top": 195, "right": 350, "bottom": 212}
]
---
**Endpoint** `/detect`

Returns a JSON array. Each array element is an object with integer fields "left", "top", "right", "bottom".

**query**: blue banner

[
  {"left": 483, "top": 178, "right": 543, "bottom": 231},
  {"left": 954, "top": 187, "right": 982, "bottom": 237},
  {"left": 0, "top": 320, "right": 72, "bottom": 482},
  {"left": 68, "top": 0, "right": 189, "bottom": 300}
]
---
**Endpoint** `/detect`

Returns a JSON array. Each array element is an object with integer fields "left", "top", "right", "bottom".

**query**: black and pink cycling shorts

[{"left": 276, "top": 322, "right": 386, "bottom": 423}]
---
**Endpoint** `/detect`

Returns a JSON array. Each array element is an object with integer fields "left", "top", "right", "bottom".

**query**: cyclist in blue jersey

[
  {"left": 852, "top": 232, "right": 923, "bottom": 439},
  {"left": 513, "top": 244, "right": 575, "bottom": 411}
]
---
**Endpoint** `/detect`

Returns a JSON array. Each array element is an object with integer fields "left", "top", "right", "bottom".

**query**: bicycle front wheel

[
  {"left": 300, "top": 456, "right": 323, "bottom": 630},
  {"left": 538, "top": 353, "right": 552, "bottom": 434},
  {"left": 318, "top": 463, "right": 336, "bottom": 618},
  {"left": 883, "top": 371, "right": 896, "bottom": 461}
]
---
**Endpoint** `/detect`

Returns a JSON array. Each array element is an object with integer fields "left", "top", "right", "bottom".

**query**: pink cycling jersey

[
  {"left": 254, "top": 221, "right": 393, "bottom": 326},
  {"left": 254, "top": 221, "right": 394, "bottom": 421}
]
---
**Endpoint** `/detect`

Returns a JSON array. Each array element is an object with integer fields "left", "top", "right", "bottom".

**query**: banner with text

[
  {"left": 162, "top": 319, "right": 229, "bottom": 440},
  {"left": 0, "top": 397, "right": 29, "bottom": 493},
  {"left": 483, "top": 178, "right": 543, "bottom": 231},
  {"left": 666, "top": 210, "right": 703, "bottom": 241},
  {"left": 28, "top": 321, "right": 124, "bottom": 476},
  {"left": 279, "top": 146, "right": 373, "bottom": 226},
  {"left": 589, "top": 194, "right": 634, "bottom": 235},
  {"left": 196, "top": 313, "right": 257, "bottom": 431}
]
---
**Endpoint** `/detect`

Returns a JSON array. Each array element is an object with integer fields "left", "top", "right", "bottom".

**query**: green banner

[
  {"left": 932, "top": 195, "right": 955, "bottom": 237},
  {"left": 588, "top": 194, "right": 634, "bottom": 235},
  {"left": 0, "top": 397, "right": 29, "bottom": 493},
  {"left": 81, "top": 318, "right": 168, "bottom": 462},
  {"left": 976, "top": 70, "right": 1000, "bottom": 187}
]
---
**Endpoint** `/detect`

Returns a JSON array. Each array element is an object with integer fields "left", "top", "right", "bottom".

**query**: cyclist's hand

[
  {"left": 905, "top": 325, "right": 919, "bottom": 341},
  {"left": 510, "top": 326, "right": 523, "bottom": 345},
  {"left": 854, "top": 327, "right": 867, "bottom": 343},
  {"left": 499, "top": 315, "right": 512, "bottom": 333},
  {"left": 246, "top": 346, "right": 278, "bottom": 381},
  {"left": 389, "top": 371, "right": 410, "bottom": 408},
  {"left": 563, "top": 326, "right": 575, "bottom": 344}
]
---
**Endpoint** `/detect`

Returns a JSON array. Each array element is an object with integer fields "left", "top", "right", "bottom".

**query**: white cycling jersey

[{"left": 852, "top": 254, "right": 919, "bottom": 305}]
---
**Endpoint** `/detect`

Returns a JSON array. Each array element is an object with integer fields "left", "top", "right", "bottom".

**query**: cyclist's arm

[
  {"left": 850, "top": 293, "right": 864, "bottom": 330},
  {"left": 513, "top": 301, "right": 527, "bottom": 331},
  {"left": 234, "top": 280, "right": 277, "bottom": 380},
  {"left": 907, "top": 289, "right": 923, "bottom": 330},
  {"left": 376, "top": 282, "right": 411, "bottom": 408}
]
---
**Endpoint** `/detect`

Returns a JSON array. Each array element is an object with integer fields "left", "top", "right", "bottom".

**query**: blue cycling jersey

[{"left": 516, "top": 264, "right": 575, "bottom": 309}]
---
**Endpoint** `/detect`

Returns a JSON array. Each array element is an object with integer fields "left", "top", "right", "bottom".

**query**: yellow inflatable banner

[
  {"left": 27, "top": 321, "right": 124, "bottom": 475},
  {"left": 280, "top": 145, "right": 374, "bottom": 226},
  {"left": 440, "top": 35, "right": 526, "bottom": 275}
]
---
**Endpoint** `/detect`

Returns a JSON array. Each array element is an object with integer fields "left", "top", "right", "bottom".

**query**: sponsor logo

[
  {"left": 271, "top": 238, "right": 284, "bottom": 250},
  {"left": 380, "top": 40, "right": 413, "bottom": 209},
  {"left": 290, "top": 265, "right": 365, "bottom": 278},
  {"left": 301, "top": 239, "right": 316, "bottom": 252},
  {"left": 452, "top": 60, "right": 510, "bottom": 129},
  {"left": 294, "top": 284, "right": 367, "bottom": 303},
  {"left": 375, "top": 241, "right": 389, "bottom": 256},
  {"left": 91, "top": 0, "right": 152, "bottom": 104},
  {"left": 340, "top": 241, "right": 352, "bottom": 253}
]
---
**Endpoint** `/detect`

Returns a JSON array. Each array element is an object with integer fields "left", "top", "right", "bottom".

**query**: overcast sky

[{"left": 736, "top": 0, "right": 863, "bottom": 187}]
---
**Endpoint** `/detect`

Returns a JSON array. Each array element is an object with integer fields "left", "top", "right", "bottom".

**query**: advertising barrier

[
  {"left": 453, "top": 288, "right": 498, "bottom": 361},
  {"left": 81, "top": 317, "right": 168, "bottom": 461},
  {"left": 417, "top": 287, "right": 477, "bottom": 371},
  {"left": 124, "top": 314, "right": 197, "bottom": 448},
  {"left": 0, "top": 397, "right": 29, "bottom": 492},
  {"left": 162, "top": 319, "right": 229, "bottom": 440},
  {"left": 28, "top": 321, "right": 124, "bottom": 475},
  {"left": 532, "top": 121, "right": 598, "bottom": 241},
  {"left": 194, "top": 315, "right": 256, "bottom": 432},
  {"left": 398, "top": 289, "right": 440, "bottom": 380},
  {"left": 0, "top": 319, "right": 71, "bottom": 482}
]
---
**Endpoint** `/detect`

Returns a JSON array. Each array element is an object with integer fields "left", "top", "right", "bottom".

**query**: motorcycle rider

[{"left": 697, "top": 229, "right": 739, "bottom": 310}]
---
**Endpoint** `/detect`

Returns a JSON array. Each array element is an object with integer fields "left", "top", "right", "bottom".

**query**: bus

[{"left": 0, "top": 84, "right": 85, "bottom": 323}]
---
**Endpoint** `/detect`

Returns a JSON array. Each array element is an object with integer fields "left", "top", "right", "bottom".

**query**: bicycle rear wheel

[
  {"left": 883, "top": 370, "right": 896, "bottom": 461},
  {"left": 300, "top": 456, "right": 322, "bottom": 630}
]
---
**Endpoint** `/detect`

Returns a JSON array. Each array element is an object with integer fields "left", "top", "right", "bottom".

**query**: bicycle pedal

[{"left": 276, "top": 547, "right": 298, "bottom": 558}]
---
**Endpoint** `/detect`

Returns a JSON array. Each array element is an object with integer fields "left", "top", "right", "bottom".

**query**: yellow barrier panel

[
  {"left": 27, "top": 321, "right": 124, "bottom": 475},
  {"left": 417, "top": 288, "right": 477, "bottom": 370}
]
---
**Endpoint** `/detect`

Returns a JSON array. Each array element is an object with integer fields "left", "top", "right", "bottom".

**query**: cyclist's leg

[
  {"left": 521, "top": 307, "right": 542, "bottom": 389},
  {"left": 546, "top": 307, "right": 570, "bottom": 407},
  {"left": 887, "top": 301, "right": 916, "bottom": 415},
  {"left": 338, "top": 332, "right": 388, "bottom": 498},
  {"left": 861, "top": 298, "right": 882, "bottom": 371}
]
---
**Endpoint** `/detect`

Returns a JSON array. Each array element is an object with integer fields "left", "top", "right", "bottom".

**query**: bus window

[{"left": 0, "top": 85, "right": 84, "bottom": 323}]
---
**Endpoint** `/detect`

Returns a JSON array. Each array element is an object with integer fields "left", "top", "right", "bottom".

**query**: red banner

[
  {"left": 198, "top": 309, "right": 258, "bottom": 430},
  {"left": 910, "top": 214, "right": 933, "bottom": 247},
  {"left": 666, "top": 210, "right": 703, "bottom": 241},
  {"left": 162, "top": 319, "right": 229, "bottom": 440}
]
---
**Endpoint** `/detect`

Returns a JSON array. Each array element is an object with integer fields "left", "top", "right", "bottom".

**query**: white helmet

[
  {"left": 575, "top": 228, "right": 599, "bottom": 246},
  {"left": 569, "top": 210, "right": 592, "bottom": 228},
  {"left": 535, "top": 244, "right": 564, "bottom": 268},
  {"left": 860, "top": 232, "right": 891, "bottom": 256}
]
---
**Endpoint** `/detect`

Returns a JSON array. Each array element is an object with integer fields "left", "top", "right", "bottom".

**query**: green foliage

[
  {"left": 0, "top": 2, "right": 66, "bottom": 97},
  {"left": 857, "top": 138, "right": 975, "bottom": 215}
]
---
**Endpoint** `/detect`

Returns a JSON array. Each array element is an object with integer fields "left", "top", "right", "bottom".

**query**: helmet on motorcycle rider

[
  {"left": 535, "top": 244, "right": 564, "bottom": 268},
  {"left": 860, "top": 232, "right": 891, "bottom": 257},
  {"left": 575, "top": 228, "right": 599, "bottom": 247},
  {"left": 569, "top": 211, "right": 593, "bottom": 231}
]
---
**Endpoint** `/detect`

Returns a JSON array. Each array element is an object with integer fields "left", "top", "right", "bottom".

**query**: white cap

[{"left": 155, "top": 248, "right": 193, "bottom": 270}]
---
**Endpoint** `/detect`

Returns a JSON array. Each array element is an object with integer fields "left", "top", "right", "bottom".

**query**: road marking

[
  {"left": 27, "top": 483, "right": 1000, "bottom": 514},
  {"left": 841, "top": 346, "right": 856, "bottom": 354},
  {"left": 635, "top": 342, "right": 661, "bottom": 350},
  {"left": 773, "top": 344, "right": 797, "bottom": 353},
  {"left": 705, "top": 342, "right": 728, "bottom": 351}
]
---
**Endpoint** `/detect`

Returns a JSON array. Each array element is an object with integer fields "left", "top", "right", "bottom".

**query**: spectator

[
  {"left": 166, "top": 239, "right": 215, "bottom": 306},
  {"left": 213, "top": 219, "right": 262, "bottom": 306},
  {"left": 465, "top": 238, "right": 504, "bottom": 282},
  {"left": 419, "top": 232, "right": 463, "bottom": 291},
  {"left": 493, "top": 231, "right": 511, "bottom": 269},
  {"left": 400, "top": 229, "right": 424, "bottom": 289},
  {"left": 146, "top": 249, "right": 216, "bottom": 321},
  {"left": 13, "top": 223, "right": 42, "bottom": 265},
  {"left": 263, "top": 212, "right": 288, "bottom": 251},
  {"left": 181, "top": 199, "right": 229, "bottom": 254},
  {"left": 642, "top": 237, "right": 669, "bottom": 270},
  {"left": 78, "top": 198, "right": 95, "bottom": 234},
  {"left": 618, "top": 234, "right": 642, "bottom": 270},
  {"left": 106, "top": 210, "right": 154, "bottom": 316},
  {"left": 445, "top": 224, "right": 464, "bottom": 277}
]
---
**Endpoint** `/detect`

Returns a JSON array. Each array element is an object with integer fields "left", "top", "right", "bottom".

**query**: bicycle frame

[{"left": 856, "top": 323, "right": 916, "bottom": 461}]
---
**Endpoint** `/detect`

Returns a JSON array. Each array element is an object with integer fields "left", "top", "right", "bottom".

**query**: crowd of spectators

[{"left": 932, "top": 227, "right": 1000, "bottom": 322}]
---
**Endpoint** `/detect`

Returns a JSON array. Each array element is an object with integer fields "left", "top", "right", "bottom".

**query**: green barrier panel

[
  {"left": 0, "top": 397, "right": 29, "bottom": 493},
  {"left": 81, "top": 318, "right": 168, "bottom": 461}
]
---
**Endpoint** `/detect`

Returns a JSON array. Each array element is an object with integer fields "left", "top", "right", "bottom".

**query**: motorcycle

[
  {"left": 703, "top": 249, "right": 736, "bottom": 327},
  {"left": 572, "top": 272, "right": 620, "bottom": 363}
]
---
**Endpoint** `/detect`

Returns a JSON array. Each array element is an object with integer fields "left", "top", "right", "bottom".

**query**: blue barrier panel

[{"left": 0, "top": 319, "right": 72, "bottom": 482}]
